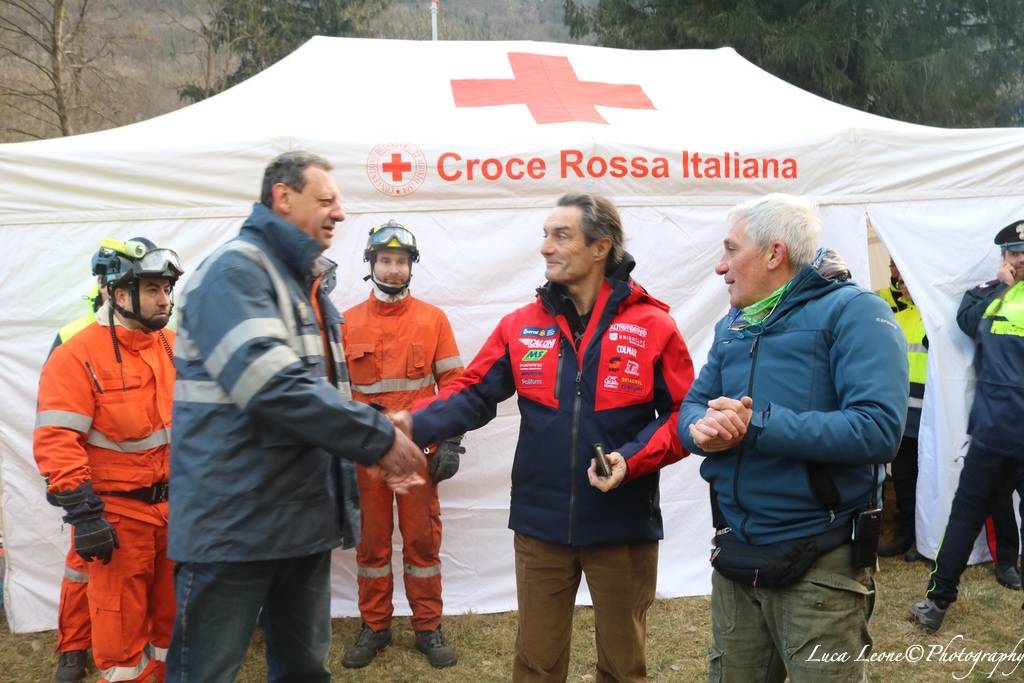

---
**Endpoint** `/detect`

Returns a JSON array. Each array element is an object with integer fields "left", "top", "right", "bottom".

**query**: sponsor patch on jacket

[
  {"left": 608, "top": 323, "right": 648, "bottom": 337},
  {"left": 518, "top": 362, "right": 544, "bottom": 376},
  {"left": 607, "top": 331, "right": 646, "bottom": 349},
  {"left": 607, "top": 355, "right": 623, "bottom": 372},
  {"left": 624, "top": 360, "right": 640, "bottom": 376},
  {"left": 519, "top": 337, "right": 557, "bottom": 349},
  {"left": 520, "top": 326, "right": 557, "bottom": 338},
  {"left": 522, "top": 349, "right": 548, "bottom": 361}
]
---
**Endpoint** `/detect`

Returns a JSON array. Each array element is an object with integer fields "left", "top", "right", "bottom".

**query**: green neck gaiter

[{"left": 741, "top": 280, "right": 793, "bottom": 325}]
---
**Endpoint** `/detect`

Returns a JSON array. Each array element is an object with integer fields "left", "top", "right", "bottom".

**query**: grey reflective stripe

[
  {"left": 174, "top": 379, "right": 231, "bottom": 404},
  {"left": 357, "top": 564, "right": 392, "bottom": 578},
  {"left": 174, "top": 326, "right": 199, "bottom": 361},
  {"left": 908, "top": 396, "right": 924, "bottom": 409},
  {"left": 433, "top": 356, "right": 463, "bottom": 375},
  {"left": 298, "top": 333, "right": 323, "bottom": 359},
  {"left": 35, "top": 410, "right": 92, "bottom": 433},
  {"left": 151, "top": 644, "right": 168, "bottom": 662},
  {"left": 100, "top": 648, "right": 150, "bottom": 682},
  {"left": 64, "top": 566, "right": 89, "bottom": 583},
  {"left": 907, "top": 343, "right": 928, "bottom": 354},
  {"left": 404, "top": 563, "right": 441, "bottom": 578},
  {"left": 229, "top": 345, "right": 299, "bottom": 408},
  {"left": 336, "top": 380, "right": 352, "bottom": 400},
  {"left": 86, "top": 428, "right": 170, "bottom": 453},
  {"left": 206, "top": 318, "right": 290, "bottom": 380},
  {"left": 352, "top": 375, "right": 436, "bottom": 395}
]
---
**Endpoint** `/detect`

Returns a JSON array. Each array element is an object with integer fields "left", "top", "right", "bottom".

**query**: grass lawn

[{"left": 1, "top": 554, "right": 1022, "bottom": 682}]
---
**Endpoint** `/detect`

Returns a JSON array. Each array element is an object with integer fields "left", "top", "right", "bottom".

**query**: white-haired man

[{"left": 679, "top": 193, "right": 908, "bottom": 682}]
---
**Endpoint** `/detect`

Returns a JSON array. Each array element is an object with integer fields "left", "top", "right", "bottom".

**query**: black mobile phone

[
  {"left": 592, "top": 443, "right": 612, "bottom": 479},
  {"left": 852, "top": 508, "right": 883, "bottom": 567}
]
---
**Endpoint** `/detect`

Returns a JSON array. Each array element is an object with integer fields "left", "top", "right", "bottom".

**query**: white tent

[{"left": 2, "top": 36, "right": 1021, "bottom": 633}]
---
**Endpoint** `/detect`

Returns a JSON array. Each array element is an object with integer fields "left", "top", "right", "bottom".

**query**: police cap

[{"left": 994, "top": 219, "right": 1024, "bottom": 253}]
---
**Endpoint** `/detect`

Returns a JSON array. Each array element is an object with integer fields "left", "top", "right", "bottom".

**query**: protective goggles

[
  {"left": 134, "top": 248, "right": 184, "bottom": 279},
  {"left": 368, "top": 224, "right": 417, "bottom": 251}
]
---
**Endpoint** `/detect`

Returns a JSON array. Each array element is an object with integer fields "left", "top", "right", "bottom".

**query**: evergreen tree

[{"left": 564, "top": 0, "right": 1024, "bottom": 126}]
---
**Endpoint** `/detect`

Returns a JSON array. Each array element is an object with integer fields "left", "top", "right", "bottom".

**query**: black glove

[
  {"left": 72, "top": 516, "right": 120, "bottom": 564},
  {"left": 53, "top": 481, "right": 120, "bottom": 564},
  {"left": 430, "top": 435, "right": 465, "bottom": 484}
]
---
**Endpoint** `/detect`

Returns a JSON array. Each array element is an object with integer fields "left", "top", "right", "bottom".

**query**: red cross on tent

[
  {"left": 450, "top": 52, "right": 655, "bottom": 125},
  {"left": 381, "top": 152, "right": 412, "bottom": 182}
]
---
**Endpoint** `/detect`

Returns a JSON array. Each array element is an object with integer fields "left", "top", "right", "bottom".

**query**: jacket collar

[
  {"left": 726, "top": 264, "right": 849, "bottom": 329},
  {"left": 240, "top": 202, "right": 324, "bottom": 281},
  {"left": 94, "top": 301, "right": 155, "bottom": 350},
  {"left": 367, "top": 289, "right": 413, "bottom": 316}
]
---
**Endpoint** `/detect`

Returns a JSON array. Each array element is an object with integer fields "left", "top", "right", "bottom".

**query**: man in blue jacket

[
  {"left": 909, "top": 220, "right": 1024, "bottom": 630},
  {"left": 166, "top": 151, "right": 426, "bottom": 682},
  {"left": 393, "top": 193, "right": 694, "bottom": 682},
  {"left": 679, "top": 193, "right": 907, "bottom": 683}
]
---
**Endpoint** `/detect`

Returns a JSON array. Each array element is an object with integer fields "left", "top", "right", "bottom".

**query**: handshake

[
  {"left": 376, "top": 409, "right": 465, "bottom": 494},
  {"left": 372, "top": 410, "right": 423, "bottom": 494}
]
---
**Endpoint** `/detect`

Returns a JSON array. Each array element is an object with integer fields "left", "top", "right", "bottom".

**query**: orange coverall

[
  {"left": 342, "top": 292, "right": 463, "bottom": 631},
  {"left": 35, "top": 315, "right": 176, "bottom": 683}
]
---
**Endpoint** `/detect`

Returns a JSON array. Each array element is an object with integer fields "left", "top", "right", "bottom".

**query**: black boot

[
  {"left": 54, "top": 650, "right": 88, "bottom": 683},
  {"left": 341, "top": 624, "right": 391, "bottom": 669}
]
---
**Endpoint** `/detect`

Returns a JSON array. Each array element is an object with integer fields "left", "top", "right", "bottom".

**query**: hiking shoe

[
  {"left": 995, "top": 563, "right": 1022, "bottom": 590},
  {"left": 54, "top": 650, "right": 88, "bottom": 682},
  {"left": 878, "top": 532, "right": 913, "bottom": 557},
  {"left": 908, "top": 598, "right": 948, "bottom": 631},
  {"left": 415, "top": 626, "right": 457, "bottom": 668},
  {"left": 341, "top": 624, "right": 391, "bottom": 669}
]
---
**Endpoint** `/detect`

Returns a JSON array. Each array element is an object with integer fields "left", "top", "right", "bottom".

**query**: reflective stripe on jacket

[
  {"left": 169, "top": 203, "right": 396, "bottom": 562},
  {"left": 894, "top": 303, "right": 927, "bottom": 438},
  {"left": 34, "top": 305, "right": 175, "bottom": 526}
]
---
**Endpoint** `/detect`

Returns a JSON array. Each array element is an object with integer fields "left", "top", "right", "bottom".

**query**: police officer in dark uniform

[{"left": 909, "top": 219, "right": 1024, "bottom": 630}]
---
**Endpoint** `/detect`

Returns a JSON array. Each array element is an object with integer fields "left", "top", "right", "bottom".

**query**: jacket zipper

[
  {"left": 567, "top": 368, "right": 583, "bottom": 544},
  {"left": 735, "top": 334, "right": 761, "bottom": 539},
  {"left": 554, "top": 341, "right": 564, "bottom": 399}
]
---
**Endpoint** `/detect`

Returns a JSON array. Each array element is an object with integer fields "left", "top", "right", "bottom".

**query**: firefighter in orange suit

[
  {"left": 34, "top": 237, "right": 183, "bottom": 683},
  {"left": 48, "top": 281, "right": 104, "bottom": 683},
  {"left": 341, "top": 221, "right": 465, "bottom": 669}
]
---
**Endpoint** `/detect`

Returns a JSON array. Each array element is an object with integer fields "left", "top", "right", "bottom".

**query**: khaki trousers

[
  {"left": 709, "top": 543, "right": 876, "bottom": 683},
  {"left": 513, "top": 532, "right": 658, "bottom": 683}
]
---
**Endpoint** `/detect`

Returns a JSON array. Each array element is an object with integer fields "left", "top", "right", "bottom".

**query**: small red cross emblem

[
  {"left": 451, "top": 52, "right": 655, "bottom": 125},
  {"left": 381, "top": 152, "right": 412, "bottom": 182}
]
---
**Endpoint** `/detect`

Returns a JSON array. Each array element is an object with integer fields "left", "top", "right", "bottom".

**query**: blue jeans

[{"left": 166, "top": 551, "right": 332, "bottom": 683}]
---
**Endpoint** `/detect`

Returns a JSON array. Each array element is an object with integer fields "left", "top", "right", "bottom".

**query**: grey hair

[
  {"left": 556, "top": 192, "right": 624, "bottom": 275},
  {"left": 728, "top": 193, "right": 822, "bottom": 270},
  {"left": 260, "top": 151, "right": 333, "bottom": 208}
]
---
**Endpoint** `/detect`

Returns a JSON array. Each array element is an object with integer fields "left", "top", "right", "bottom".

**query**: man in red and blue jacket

[{"left": 395, "top": 193, "right": 693, "bottom": 682}]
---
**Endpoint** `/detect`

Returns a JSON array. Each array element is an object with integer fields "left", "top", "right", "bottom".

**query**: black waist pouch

[{"left": 710, "top": 525, "right": 849, "bottom": 588}]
